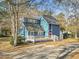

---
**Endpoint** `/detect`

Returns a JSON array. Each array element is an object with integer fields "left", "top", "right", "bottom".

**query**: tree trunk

[
  {"left": 13, "top": 4, "right": 19, "bottom": 46},
  {"left": 9, "top": 5, "right": 18, "bottom": 46},
  {"left": 0, "top": 26, "right": 2, "bottom": 36},
  {"left": 7, "top": 1, "right": 19, "bottom": 46},
  {"left": 8, "top": 2, "right": 17, "bottom": 46},
  {"left": 13, "top": 13, "right": 17, "bottom": 46},
  {"left": 13, "top": 6, "right": 18, "bottom": 46},
  {"left": 75, "top": 31, "right": 78, "bottom": 39}
]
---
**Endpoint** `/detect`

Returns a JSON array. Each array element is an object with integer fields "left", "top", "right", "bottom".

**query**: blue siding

[
  {"left": 19, "top": 27, "right": 28, "bottom": 38},
  {"left": 52, "top": 25, "right": 60, "bottom": 36},
  {"left": 18, "top": 20, "right": 28, "bottom": 39},
  {"left": 24, "top": 27, "right": 28, "bottom": 39},
  {"left": 18, "top": 16, "right": 60, "bottom": 41},
  {"left": 40, "top": 16, "right": 49, "bottom": 37}
]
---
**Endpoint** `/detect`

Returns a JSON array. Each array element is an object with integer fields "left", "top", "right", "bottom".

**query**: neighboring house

[{"left": 19, "top": 15, "right": 60, "bottom": 42}]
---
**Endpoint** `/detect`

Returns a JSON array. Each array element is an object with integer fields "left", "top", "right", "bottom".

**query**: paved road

[{"left": 0, "top": 43, "right": 79, "bottom": 59}]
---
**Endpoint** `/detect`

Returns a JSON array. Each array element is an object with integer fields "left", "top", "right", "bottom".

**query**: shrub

[
  {"left": 0, "top": 33, "right": 2, "bottom": 37},
  {"left": 17, "top": 36, "right": 25, "bottom": 44},
  {"left": 10, "top": 36, "right": 25, "bottom": 45}
]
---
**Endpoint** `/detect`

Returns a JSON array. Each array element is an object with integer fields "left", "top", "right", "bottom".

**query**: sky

[
  {"left": 0, "top": 0, "right": 64, "bottom": 15},
  {"left": 31, "top": 0, "right": 64, "bottom": 15}
]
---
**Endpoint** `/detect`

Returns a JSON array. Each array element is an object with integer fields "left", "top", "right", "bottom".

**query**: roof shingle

[{"left": 43, "top": 15, "right": 59, "bottom": 25}]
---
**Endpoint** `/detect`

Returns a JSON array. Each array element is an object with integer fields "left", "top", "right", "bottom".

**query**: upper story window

[
  {"left": 28, "top": 19, "right": 36, "bottom": 23},
  {"left": 23, "top": 17, "right": 41, "bottom": 24},
  {"left": 24, "top": 18, "right": 38, "bottom": 24}
]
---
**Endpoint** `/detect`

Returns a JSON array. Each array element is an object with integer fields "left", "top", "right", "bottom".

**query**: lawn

[
  {"left": 0, "top": 38, "right": 79, "bottom": 52},
  {"left": 0, "top": 38, "right": 79, "bottom": 59}
]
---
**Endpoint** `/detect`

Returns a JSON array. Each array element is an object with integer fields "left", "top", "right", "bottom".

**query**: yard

[
  {"left": 0, "top": 0, "right": 79, "bottom": 59},
  {"left": 0, "top": 37, "right": 79, "bottom": 52},
  {"left": 0, "top": 37, "right": 79, "bottom": 59}
]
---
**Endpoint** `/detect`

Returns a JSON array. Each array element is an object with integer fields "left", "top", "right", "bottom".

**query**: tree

[
  {"left": 55, "top": 0, "right": 79, "bottom": 39},
  {"left": 4, "top": 0, "right": 39, "bottom": 46},
  {"left": 56, "top": 13, "right": 66, "bottom": 31},
  {"left": 0, "top": 3, "right": 10, "bottom": 37},
  {"left": 2, "top": 0, "right": 27, "bottom": 46}
]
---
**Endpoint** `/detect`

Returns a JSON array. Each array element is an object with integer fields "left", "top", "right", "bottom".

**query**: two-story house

[{"left": 19, "top": 15, "right": 60, "bottom": 42}]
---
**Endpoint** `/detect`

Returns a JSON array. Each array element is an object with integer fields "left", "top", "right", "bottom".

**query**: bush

[
  {"left": 0, "top": 32, "right": 4, "bottom": 37},
  {"left": 0, "top": 33, "right": 2, "bottom": 37},
  {"left": 17, "top": 36, "right": 25, "bottom": 44},
  {"left": 0, "top": 33, "right": 7, "bottom": 37},
  {"left": 10, "top": 37, "right": 14, "bottom": 45},
  {"left": 10, "top": 36, "right": 25, "bottom": 45}
]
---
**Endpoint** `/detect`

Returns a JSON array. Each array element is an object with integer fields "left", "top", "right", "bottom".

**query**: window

[
  {"left": 34, "top": 32, "right": 38, "bottom": 36},
  {"left": 28, "top": 31, "right": 30, "bottom": 35},
  {"left": 38, "top": 32, "right": 44, "bottom": 36},
  {"left": 31, "top": 32, "right": 34, "bottom": 36},
  {"left": 37, "top": 20, "right": 40, "bottom": 24},
  {"left": 49, "top": 24, "right": 51, "bottom": 30},
  {"left": 28, "top": 19, "right": 36, "bottom": 23}
]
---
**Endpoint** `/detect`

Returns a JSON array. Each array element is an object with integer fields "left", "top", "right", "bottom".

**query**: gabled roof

[
  {"left": 25, "top": 24, "right": 44, "bottom": 32},
  {"left": 23, "top": 18, "right": 44, "bottom": 32},
  {"left": 43, "top": 15, "right": 59, "bottom": 25}
]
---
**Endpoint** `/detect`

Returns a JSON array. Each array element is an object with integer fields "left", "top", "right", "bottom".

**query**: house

[
  {"left": 18, "top": 17, "right": 45, "bottom": 42},
  {"left": 39, "top": 15, "right": 60, "bottom": 41},
  {"left": 19, "top": 15, "right": 60, "bottom": 42}
]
